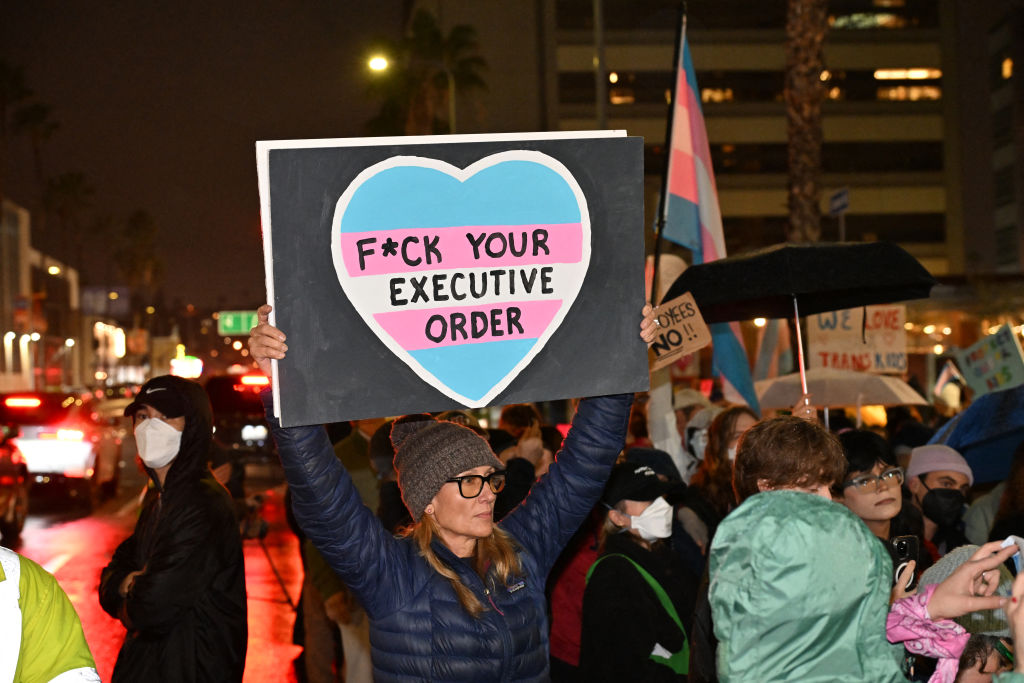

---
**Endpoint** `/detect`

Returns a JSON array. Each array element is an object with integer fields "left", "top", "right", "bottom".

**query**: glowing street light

[{"left": 368, "top": 55, "right": 389, "bottom": 72}]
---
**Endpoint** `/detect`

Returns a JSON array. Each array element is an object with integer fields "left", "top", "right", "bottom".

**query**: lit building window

[
  {"left": 609, "top": 87, "right": 635, "bottom": 105},
  {"left": 877, "top": 85, "right": 941, "bottom": 101},
  {"left": 701, "top": 87, "right": 734, "bottom": 103},
  {"left": 873, "top": 68, "right": 942, "bottom": 80},
  {"left": 831, "top": 13, "right": 908, "bottom": 29}
]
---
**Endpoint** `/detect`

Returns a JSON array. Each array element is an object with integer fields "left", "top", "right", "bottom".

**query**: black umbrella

[
  {"left": 660, "top": 241, "right": 936, "bottom": 323},
  {"left": 660, "top": 241, "right": 936, "bottom": 400}
]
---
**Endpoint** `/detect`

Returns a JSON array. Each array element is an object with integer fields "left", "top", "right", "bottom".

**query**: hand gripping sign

[{"left": 257, "top": 132, "right": 647, "bottom": 426}]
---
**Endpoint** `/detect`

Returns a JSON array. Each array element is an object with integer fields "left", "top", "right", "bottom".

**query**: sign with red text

[
  {"left": 808, "top": 304, "right": 907, "bottom": 374},
  {"left": 955, "top": 324, "right": 1024, "bottom": 397},
  {"left": 648, "top": 292, "right": 711, "bottom": 371},
  {"left": 257, "top": 131, "right": 647, "bottom": 426}
]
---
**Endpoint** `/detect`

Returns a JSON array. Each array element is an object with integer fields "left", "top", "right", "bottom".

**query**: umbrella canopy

[
  {"left": 929, "top": 384, "right": 1024, "bottom": 483},
  {"left": 756, "top": 368, "right": 927, "bottom": 411},
  {"left": 660, "top": 241, "right": 936, "bottom": 323}
]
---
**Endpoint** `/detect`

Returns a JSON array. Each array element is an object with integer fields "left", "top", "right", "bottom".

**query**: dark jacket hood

[{"left": 148, "top": 377, "right": 213, "bottom": 491}]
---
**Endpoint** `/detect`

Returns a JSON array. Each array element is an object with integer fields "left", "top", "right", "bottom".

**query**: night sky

[{"left": 1, "top": 1, "right": 406, "bottom": 310}]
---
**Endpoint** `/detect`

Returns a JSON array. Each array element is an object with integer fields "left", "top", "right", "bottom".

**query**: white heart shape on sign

[{"left": 331, "top": 151, "right": 591, "bottom": 408}]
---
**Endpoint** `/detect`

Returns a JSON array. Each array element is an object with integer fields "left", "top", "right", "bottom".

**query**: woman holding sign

[{"left": 250, "top": 303, "right": 659, "bottom": 682}]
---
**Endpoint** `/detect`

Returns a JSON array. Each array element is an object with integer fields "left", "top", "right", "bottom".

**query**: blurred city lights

[
  {"left": 608, "top": 71, "right": 619, "bottom": 84},
  {"left": 922, "top": 324, "right": 936, "bottom": 334},
  {"left": 933, "top": 344, "right": 944, "bottom": 355},
  {"left": 108, "top": 291, "right": 119, "bottom": 300},
  {"left": 65, "top": 338, "right": 75, "bottom": 347},
  {"left": 873, "top": 68, "right": 941, "bottom": 80},
  {"left": 753, "top": 318, "right": 767, "bottom": 328},
  {"left": 47, "top": 265, "right": 61, "bottom": 275},
  {"left": 29, "top": 332, "right": 40, "bottom": 341},
  {"left": 368, "top": 56, "right": 389, "bottom": 71},
  {"left": 232, "top": 341, "right": 243, "bottom": 351}
]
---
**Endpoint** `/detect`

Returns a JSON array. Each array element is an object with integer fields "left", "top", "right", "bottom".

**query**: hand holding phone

[
  {"left": 1001, "top": 535, "right": 1024, "bottom": 574},
  {"left": 889, "top": 535, "right": 920, "bottom": 591}
]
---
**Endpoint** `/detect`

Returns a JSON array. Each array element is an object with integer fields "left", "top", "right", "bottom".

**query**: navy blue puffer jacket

[{"left": 267, "top": 392, "right": 631, "bottom": 682}]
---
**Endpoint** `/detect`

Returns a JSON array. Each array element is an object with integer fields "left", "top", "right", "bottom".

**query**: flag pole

[{"left": 650, "top": 1, "right": 687, "bottom": 307}]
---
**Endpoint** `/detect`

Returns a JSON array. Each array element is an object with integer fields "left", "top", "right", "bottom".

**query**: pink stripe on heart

[
  {"left": 374, "top": 299, "right": 564, "bottom": 350},
  {"left": 340, "top": 223, "right": 583, "bottom": 277}
]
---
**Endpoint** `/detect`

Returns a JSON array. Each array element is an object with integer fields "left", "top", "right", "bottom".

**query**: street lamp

[{"left": 368, "top": 55, "right": 389, "bottom": 72}]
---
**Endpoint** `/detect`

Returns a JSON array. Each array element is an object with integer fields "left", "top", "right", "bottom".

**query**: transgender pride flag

[{"left": 659, "top": 18, "right": 760, "bottom": 412}]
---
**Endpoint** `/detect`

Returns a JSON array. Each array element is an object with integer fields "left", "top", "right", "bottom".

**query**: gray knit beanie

[
  {"left": 919, "top": 544, "right": 1012, "bottom": 637},
  {"left": 391, "top": 416, "right": 504, "bottom": 520}
]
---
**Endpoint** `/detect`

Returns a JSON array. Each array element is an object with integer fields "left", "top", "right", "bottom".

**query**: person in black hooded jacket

[{"left": 99, "top": 375, "right": 247, "bottom": 682}]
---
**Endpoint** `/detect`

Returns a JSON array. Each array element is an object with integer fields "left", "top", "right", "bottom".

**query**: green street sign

[{"left": 217, "top": 310, "right": 259, "bottom": 336}]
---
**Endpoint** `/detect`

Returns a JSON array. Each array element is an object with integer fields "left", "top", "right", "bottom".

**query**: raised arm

[
  {"left": 498, "top": 304, "right": 656, "bottom": 574},
  {"left": 251, "top": 305, "right": 419, "bottom": 618}
]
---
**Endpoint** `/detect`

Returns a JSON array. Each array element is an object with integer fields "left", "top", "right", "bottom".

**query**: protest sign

[
  {"left": 955, "top": 324, "right": 1024, "bottom": 397},
  {"left": 807, "top": 304, "right": 907, "bottom": 373},
  {"left": 257, "top": 131, "right": 647, "bottom": 426},
  {"left": 648, "top": 292, "right": 711, "bottom": 371}
]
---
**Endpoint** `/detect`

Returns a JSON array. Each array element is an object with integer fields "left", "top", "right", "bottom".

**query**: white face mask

[
  {"left": 135, "top": 417, "right": 183, "bottom": 469},
  {"left": 727, "top": 445, "right": 738, "bottom": 462},
  {"left": 689, "top": 428, "right": 709, "bottom": 460},
  {"left": 630, "top": 496, "right": 673, "bottom": 542}
]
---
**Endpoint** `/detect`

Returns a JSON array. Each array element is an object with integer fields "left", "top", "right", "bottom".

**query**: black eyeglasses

[
  {"left": 446, "top": 471, "right": 507, "bottom": 498},
  {"left": 842, "top": 467, "right": 904, "bottom": 492}
]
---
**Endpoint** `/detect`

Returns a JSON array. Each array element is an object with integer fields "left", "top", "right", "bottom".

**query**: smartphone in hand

[
  {"left": 889, "top": 535, "right": 919, "bottom": 591},
  {"left": 1001, "top": 535, "right": 1024, "bottom": 575}
]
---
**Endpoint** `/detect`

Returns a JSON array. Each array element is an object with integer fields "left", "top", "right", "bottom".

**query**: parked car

[
  {"left": 205, "top": 374, "right": 274, "bottom": 460},
  {"left": 0, "top": 424, "right": 29, "bottom": 540},
  {"left": 0, "top": 392, "right": 119, "bottom": 510}
]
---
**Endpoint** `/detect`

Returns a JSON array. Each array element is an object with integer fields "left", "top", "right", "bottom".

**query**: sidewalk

[{"left": 241, "top": 472, "right": 304, "bottom": 683}]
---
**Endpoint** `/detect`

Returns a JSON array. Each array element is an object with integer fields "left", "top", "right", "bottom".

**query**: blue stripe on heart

[
  {"left": 340, "top": 161, "right": 581, "bottom": 232},
  {"left": 409, "top": 338, "right": 539, "bottom": 402}
]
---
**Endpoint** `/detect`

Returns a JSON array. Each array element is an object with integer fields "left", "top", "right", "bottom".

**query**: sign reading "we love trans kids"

[{"left": 257, "top": 131, "right": 647, "bottom": 426}]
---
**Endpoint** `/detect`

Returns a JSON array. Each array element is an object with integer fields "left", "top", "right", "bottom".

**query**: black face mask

[{"left": 921, "top": 484, "right": 966, "bottom": 528}]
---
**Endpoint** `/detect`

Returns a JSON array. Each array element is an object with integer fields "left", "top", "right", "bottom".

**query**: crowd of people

[{"left": 6, "top": 301, "right": 1024, "bottom": 683}]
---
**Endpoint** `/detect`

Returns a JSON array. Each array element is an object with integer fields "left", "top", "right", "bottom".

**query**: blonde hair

[
  {"left": 406, "top": 517, "right": 524, "bottom": 617},
  {"left": 597, "top": 502, "right": 627, "bottom": 553}
]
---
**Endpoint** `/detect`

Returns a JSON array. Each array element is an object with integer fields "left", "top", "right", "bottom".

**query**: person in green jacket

[
  {"left": 710, "top": 491, "right": 1019, "bottom": 683},
  {"left": 0, "top": 546, "right": 100, "bottom": 682}
]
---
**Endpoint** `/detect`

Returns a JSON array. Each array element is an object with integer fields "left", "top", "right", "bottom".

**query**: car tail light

[
  {"left": 4, "top": 396, "right": 41, "bottom": 409},
  {"left": 240, "top": 374, "right": 270, "bottom": 387},
  {"left": 0, "top": 475, "right": 15, "bottom": 486}
]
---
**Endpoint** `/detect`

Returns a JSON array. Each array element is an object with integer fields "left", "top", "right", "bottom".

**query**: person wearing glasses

[
  {"left": 835, "top": 430, "right": 931, "bottom": 582},
  {"left": 249, "top": 304, "right": 659, "bottom": 682}
]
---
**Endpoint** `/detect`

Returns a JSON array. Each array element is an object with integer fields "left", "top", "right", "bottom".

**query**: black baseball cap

[
  {"left": 124, "top": 375, "right": 189, "bottom": 419},
  {"left": 601, "top": 463, "right": 671, "bottom": 507}
]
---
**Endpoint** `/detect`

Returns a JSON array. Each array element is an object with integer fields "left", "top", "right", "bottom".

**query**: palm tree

[
  {"left": 13, "top": 102, "right": 59, "bottom": 190},
  {"left": 784, "top": 0, "right": 828, "bottom": 243},
  {"left": 0, "top": 60, "right": 33, "bottom": 210},
  {"left": 44, "top": 171, "right": 95, "bottom": 267},
  {"left": 366, "top": 8, "right": 487, "bottom": 136}
]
